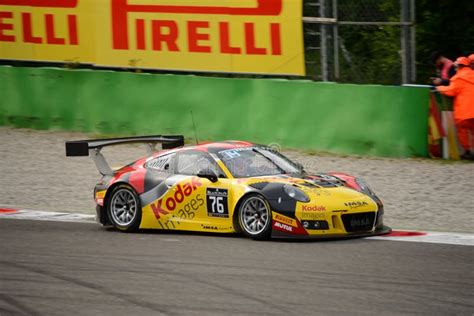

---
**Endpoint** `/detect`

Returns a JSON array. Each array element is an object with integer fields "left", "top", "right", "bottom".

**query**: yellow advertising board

[
  {"left": 0, "top": 0, "right": 95, "bottom": 63},
  {"left": 0, "top": 0, "right": 305, "bottom": 75}
]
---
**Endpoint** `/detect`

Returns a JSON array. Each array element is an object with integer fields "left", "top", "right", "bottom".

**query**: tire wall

[{"left": 0, "top": 66, "right": 429, "bottom": 157}]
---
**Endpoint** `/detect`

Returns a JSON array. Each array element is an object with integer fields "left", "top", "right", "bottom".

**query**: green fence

[{"left": 0, "top": 66, "right": 429, "bottom": 157}]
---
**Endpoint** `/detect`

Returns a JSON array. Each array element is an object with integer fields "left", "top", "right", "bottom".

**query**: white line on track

[
  {"left": 368, "top": 232, "right": 474, "bottom": 247},
  {"left": 0, "top": 208, "right": 95, "bottom": 223},
  {"left": 1, "top": 208, "right": 472, "bottom": 246}
]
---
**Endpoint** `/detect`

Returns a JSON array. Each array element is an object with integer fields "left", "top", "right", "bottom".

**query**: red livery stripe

[{"left": 128, "top": 170, "right": 146, "bottom": 194}]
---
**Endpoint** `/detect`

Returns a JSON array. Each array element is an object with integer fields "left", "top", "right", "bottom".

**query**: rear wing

[{"left": 66, "top": 135, "right": 184, "bottom": 175}]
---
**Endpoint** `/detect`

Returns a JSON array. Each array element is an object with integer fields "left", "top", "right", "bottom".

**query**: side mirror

[
  {"left": 197, "top": 170, "right": 218, "bottom": 183},
  {"left": 295, "top": 162, "right": 305, "bottom": 172}
]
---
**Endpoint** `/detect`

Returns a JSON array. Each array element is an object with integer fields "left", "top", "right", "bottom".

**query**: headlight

[
  {"left": 355, "top": 178, "right": 373, "bottom": 195},
  {"left": 284, "top": 184, "right": 310, "bottom": 203}
]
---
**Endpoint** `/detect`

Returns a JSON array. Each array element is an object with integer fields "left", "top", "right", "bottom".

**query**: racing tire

[
  {"left": 237, "top": 194, "right": 272, "bottom": 240},
  {"left": 107, "top": 184, "right": 142, "bottom": 232}
]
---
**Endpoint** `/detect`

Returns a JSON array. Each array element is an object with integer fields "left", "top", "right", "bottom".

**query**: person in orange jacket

[
  {"left": 437, "top": 57, "right": 474, "bottom": 160},
  {"left": 469, "top": 54, "right": 474, "bottom": 70}
]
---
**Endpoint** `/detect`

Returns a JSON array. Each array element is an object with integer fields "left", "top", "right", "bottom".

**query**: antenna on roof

[{"left": 190, "top": 110, "right": 199, "bottom": 145}]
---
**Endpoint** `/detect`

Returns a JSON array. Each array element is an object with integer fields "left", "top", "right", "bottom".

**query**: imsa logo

[{"left": 201, "top": 225, "right": 218, "bottom": 230}]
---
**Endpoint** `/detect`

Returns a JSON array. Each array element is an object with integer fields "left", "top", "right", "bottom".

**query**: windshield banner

[{"left": 0, "top": 0, "right": 305, "bottom": 75}]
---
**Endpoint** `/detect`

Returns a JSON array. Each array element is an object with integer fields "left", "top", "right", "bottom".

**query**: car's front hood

[
  {"left": 301, "top": 185, "right": 376, "bottom": 212},
  {"left": 239, "top": 174, "right": 379, "bottom": 217}
]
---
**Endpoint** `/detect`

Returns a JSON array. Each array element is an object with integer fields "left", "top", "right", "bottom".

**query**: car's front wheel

[
  {"left": 107, "top": 185, "right": 141, "bottom": 232},
  {"left": 238, "top": 194, "right": 272, "bottom": 240}
]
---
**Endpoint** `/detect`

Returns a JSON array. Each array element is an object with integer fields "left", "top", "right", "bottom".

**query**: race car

[{"left": 66, "top": 135, "right": 391, "bottom": 240}]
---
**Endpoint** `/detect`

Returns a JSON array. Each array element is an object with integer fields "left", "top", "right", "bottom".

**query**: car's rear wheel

[
  {"left": 238, "top": 194, "right": 272, "bottom": 240},
  {"left": 107, "top": 185, "right": 141, "bottom": 232}
]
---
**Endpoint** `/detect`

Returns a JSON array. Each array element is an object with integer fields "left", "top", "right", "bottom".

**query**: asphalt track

[{"left": 1, "top": 219, "right": 473, "bottom": 315}]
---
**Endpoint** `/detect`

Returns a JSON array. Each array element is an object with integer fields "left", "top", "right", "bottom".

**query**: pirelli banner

[{"left": 0, "top": 0, "right": 305, "bottom": 75}]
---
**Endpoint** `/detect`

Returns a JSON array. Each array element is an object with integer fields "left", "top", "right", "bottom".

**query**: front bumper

[{"left": 271, "top": 225, "right": 392, "bottom": 239}]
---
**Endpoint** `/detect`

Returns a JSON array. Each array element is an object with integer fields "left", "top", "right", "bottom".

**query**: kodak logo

[
  {"left": 302, "top": 205, "right": 326, "bottom": 212},
  {"left": 151, "top": 178, "right": 202, "bottom": 219}
]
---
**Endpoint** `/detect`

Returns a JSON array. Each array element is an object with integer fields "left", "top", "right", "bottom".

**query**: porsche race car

[{"left": 66, "top": 135, "right": 391, "bottom": 240}]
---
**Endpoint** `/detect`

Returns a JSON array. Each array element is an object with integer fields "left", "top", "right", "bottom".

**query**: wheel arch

[
  {"left": 232, "top": 190, "right": 270, "bottom": 235},
  {"left": 102, "top": 181, "right": 137, "bottom": 225},
  {"left": 232, "top": 190, "right": 266, "bottom": 233}
]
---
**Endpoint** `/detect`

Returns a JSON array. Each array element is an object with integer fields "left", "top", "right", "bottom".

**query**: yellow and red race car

[{"left": 66, "top": 135, "right": 391, "bottom": 240}]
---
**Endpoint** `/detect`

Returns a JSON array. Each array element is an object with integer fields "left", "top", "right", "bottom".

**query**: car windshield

[{"left": 216, "top": 147, "right": 300, "bottom": 178}]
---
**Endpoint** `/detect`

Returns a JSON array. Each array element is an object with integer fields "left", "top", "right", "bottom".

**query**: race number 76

[
  {"left": 209, "top": 195, "right": 225, "bottom": 213},
  {"left": 206, "top": 188, "right": 229, "bottom": 217}
]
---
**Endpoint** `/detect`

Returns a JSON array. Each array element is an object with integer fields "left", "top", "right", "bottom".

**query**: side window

[
  {"left": 146, "top": 153, "right": 175, "bottom": 172},
  {"left": 176, "top": 151, "right": 224, "bottom": 177}
]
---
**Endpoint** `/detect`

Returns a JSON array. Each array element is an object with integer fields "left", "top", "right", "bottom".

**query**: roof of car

[
  {"left": 191, "top": 140, "right": 255, "bottom": 153},
  {"left": 156, "top": 140, "right": 257, "bottom": 157}
]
